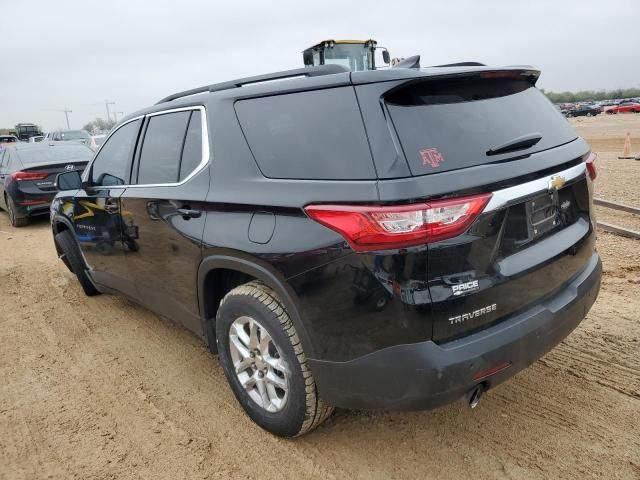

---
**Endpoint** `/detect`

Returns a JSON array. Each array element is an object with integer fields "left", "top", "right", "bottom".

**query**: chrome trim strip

[
  {"left": 82, "top": 106, "right": 210, "bottom": 189},
  {"left": 484, "top": 162, "right": 587, "bottom": 212}
]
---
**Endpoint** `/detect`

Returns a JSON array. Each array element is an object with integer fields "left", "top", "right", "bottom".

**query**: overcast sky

[{"left": 2, "top": 0, "right": 639, "bottom": 131}]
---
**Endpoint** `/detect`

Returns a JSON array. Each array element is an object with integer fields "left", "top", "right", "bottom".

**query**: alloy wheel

[{"left": 228, "top": 316, "right": 289, "bottom": 412}]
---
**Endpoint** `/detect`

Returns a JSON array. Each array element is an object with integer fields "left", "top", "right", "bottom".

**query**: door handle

[{"left": 177, "top": 208, "right": 202, "bottom": 219}]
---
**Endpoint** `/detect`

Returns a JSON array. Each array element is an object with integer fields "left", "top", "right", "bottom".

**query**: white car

[{"left": 89, "top": 134, "right": 107, "bottom": 151}]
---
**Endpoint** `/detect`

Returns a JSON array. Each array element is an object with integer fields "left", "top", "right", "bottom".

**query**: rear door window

[
  {"left": 91, "top": 120, "right": 141, "bottom": 186},
  {"left": 235, "top": 87, "right": 376, "bottom": 180},
  {"left": 137, "top": 111, "right": 190, "bottom": 184},
  {"left": 384, "top": 76, "right": 577, "bottom": 176},
  {"left": 179, "top": 111, "right": 203, "bottom": 181}
]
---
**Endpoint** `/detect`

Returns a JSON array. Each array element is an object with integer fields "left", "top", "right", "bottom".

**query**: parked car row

[
  {"left": 557, "top": 98, "right": 640, "bottom": 117},
  {"left": 564, "top": 104, "right": 602, "bottom": 117},
  {"left": 2, "top": 128, "right": 108, "bottom": 151},
  {"left": 0, "top": 126, "right": 113, "bottom": 227},
  {"left": 604, "top": 100, "right": 640, "bottom": 114}
]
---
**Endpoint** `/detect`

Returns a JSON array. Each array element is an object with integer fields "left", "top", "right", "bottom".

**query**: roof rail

[{"left": 156, "top": 64, "right": 350, "bottom": 104}]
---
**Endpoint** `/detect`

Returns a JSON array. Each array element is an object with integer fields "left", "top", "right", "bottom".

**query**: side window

[
  {"left": 179, "top": 110, "right": 202, "bottom": 181},
  {"left": 91, "top": 120, "right": 140, "bottom": 186},
  {"left": 137, "top": 111, "right": 190, "bottom": 185},
  {"left": 235, "top": 88, "right": 375, "bottom": 180}
]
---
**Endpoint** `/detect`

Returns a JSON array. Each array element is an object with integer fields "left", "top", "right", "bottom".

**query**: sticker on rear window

[{"left": 419, "top": 148, "right": 444, "bottom": 168}]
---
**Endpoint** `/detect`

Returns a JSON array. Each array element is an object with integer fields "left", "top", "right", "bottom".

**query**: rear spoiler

[{"left": 351, "top": 66, "right": 541, "bottom": 86}]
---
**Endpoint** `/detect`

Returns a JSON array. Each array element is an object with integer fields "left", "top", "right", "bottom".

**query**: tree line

[
  {"left": 542, "top": 88, "right": 640, "bottom": 104},
  {"left": 82, "top": 117, "right": 116, "bottom": 134}
]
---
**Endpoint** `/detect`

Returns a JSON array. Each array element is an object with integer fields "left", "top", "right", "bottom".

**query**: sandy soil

[
  {"left": 570, "top": 114, "right": 640, "bottom": 232},
  {"left": 1, "top": 115, "right": 639, "bottom": 480}
]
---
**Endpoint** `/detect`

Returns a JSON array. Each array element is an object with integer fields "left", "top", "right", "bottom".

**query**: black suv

[{"left": 51, "top": 64, "right": 602, "bottom": 437}]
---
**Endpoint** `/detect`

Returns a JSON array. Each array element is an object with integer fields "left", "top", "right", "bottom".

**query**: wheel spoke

[
  {"left": 230, "top": 322, "right": 250, "bottom": 349},
  {"left": 264, "top": 355, "right": 287, "bottom": 374},
  {"left": 233, "top": 357, "right": 252, "bottom": 374},
  {"left": 265, "top": 383, "right": 281, "bottom": 409},
  {"left": 265, "top": 370, "right": 287, "bottom": 390},
  {"left": 239, "top": 373, "right": 255, "bottom": 390},
  {"left": 229, "top": 333, "right": 250, "bottom": 360},
  {"left": 258, "top": 330, "right": 272, "bottom": 357},
  {"left": 256, "top": 377, "right": 270, "bottom": 408},
  {"left": 248, "top": 319, "right": 259, "bottom": 349}
]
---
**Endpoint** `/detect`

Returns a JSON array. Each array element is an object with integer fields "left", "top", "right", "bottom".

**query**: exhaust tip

[{"left": 467, "top": 384, "right": 485, "bottom": 409}]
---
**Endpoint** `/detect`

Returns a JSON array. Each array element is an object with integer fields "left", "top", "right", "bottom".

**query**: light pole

[
  {"left": 63, "top": 108, "right": 72, "bottom": 129},
  {"left": 105, "top": 100, "right": 115, "bottom": 122}
]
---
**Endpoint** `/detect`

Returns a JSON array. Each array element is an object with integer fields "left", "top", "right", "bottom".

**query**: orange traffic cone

[{"left": 619, "top": 132, "right": 634, "bottom": 159}]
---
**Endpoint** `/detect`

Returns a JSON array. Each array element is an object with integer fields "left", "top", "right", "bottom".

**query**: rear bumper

[
  {"left": 12, "top": 192, "right": 55, "bottom": 218},
  {"left": 308, "top": 252, "right": 602, "bottom": 410}
]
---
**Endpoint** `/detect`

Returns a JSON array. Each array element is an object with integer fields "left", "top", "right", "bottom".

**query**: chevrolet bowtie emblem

[{"left": 549, "top": 175, "right": 566, "bottom": 191}]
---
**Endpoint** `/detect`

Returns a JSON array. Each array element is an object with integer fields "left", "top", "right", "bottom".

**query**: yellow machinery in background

[{"left": 302, "top": 39, "right": 390, "bottom": 72}]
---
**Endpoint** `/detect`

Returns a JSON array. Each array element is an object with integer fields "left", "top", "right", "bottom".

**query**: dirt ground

[{"left": 1, "top": 114, "right": 639, "bottom": 480}]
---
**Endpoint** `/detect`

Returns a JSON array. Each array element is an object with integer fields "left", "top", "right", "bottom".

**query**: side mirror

[
  {"left": 56, "top": 170, "right": 82, "bottom": 190},
  {"left": 382, "top": 49, "right": 390, "bottom": 65},
  {"left": 96, "top": 172, "right": 125, "bottom": 186}
]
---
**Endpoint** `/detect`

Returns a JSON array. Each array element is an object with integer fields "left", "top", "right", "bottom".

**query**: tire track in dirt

[{"left": 1, "top": 250, "right": 340, "bottom": 479}]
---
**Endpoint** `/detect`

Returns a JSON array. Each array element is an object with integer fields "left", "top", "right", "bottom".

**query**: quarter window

[
  {"left": 137, "top": 111, "right": 190, "bottom": 185},
  {"left": 91, "top": 119, "right": 141, "bottom": 186},
  {"left": 235, "top": 88, "right": 375, "bottom": 180}
]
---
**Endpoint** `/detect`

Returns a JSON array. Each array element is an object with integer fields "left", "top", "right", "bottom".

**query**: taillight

[
  {"left": 305, "top": 193, "right": 492, "bottom": 252},
  {"left": 11, "top": 171, "right": 48, "bottom": 181},
  {"left": 585, "top": 152, "right": 597, "bottom": 180}
]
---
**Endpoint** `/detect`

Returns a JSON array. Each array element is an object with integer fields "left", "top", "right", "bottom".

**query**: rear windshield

[
  {"left": 385, "top": 76, "right": 577, "bottom": 176},
  {"left": 17, "top": 145, "right": 93, "bottom": 164},
  {"left": 59, "top": 130, "right": 90, "bottom": 140},
  {"left": 235, "top": 87, "right": 375, "bottom": 180}
]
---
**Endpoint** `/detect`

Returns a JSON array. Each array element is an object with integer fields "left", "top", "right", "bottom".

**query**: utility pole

[
  {"left": 63, "top": 108, "right": 72, "bottom": 129},
  {"left": 105, "top": 100, "right": 115, "bottom": 122}
]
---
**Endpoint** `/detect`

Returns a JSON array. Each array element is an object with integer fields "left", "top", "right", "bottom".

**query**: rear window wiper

[{"left": 486, "top": 132, "right": 542, "bottom": 156}]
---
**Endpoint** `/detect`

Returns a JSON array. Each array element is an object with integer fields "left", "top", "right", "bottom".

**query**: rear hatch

[
  {"left": 380, "top": 70, "right": 577, "bottom": 176},
  {"left": 426, "top": 166, "right": 594, "bottom": 342},
  {"left": 15, "top": 161, "right": 89, "bottom": 193},
  {"left": 358, "top": 68, "right": 595, "bottom": 341}
]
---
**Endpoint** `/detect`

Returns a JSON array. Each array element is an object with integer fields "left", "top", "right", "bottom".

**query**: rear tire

[
  {"left": 216, "top": 281, "right": 333, "bottom": 437},
  {"left": 7, "top": 195, "right": 29, "bottom": 227},
  {"left": 54, "top": 230, "right": 101, "bottom": 296}
]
